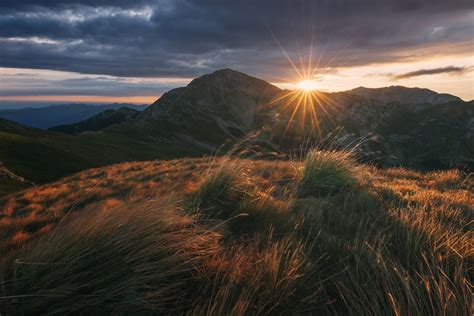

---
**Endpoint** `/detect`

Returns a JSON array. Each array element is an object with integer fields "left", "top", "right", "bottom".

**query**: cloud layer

[{"left": 1, "top": 0, "right": 473, "bottom": 79}]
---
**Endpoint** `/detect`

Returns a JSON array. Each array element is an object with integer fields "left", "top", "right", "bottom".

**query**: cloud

[
  {"left": 393, "top": 66, "right": 470, "bottom": 80},
  {"left": 0, "top": 73, "right": 190, "bottom": 97},
  {"left": 0, "top": 0, "right": 473, "bottom": 80}
]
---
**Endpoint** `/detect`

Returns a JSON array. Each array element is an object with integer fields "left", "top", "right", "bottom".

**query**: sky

[{"left": 0, "top": 0, "right": 473, "bottom": 106}]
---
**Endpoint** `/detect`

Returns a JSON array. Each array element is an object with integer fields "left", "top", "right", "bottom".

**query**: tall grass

[
  {"left": 1, "top": 152, "right": 472, "bottom": 314},
  {"left": 296, "top": 149, "right": 357, "bottom": 197},
  {"left": 1, "top": 200, "right": 221, "bottom": 314}
]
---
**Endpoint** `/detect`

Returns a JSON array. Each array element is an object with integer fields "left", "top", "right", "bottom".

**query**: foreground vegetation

[{"left": 0, "top": 151, "right": 472, "bottom": 314}]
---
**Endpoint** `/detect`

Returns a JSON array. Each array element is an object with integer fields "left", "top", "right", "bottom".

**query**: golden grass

[{"left": 0, "top": 155, "right": 472, "bottom": 314}]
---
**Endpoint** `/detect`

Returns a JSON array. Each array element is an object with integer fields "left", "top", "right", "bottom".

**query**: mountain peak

[
  {"left": 138, "top": 69, "right": 281, "bottom": 138},
  {"left": 187, "top": 68, "right": 280, "bottom": 95}
]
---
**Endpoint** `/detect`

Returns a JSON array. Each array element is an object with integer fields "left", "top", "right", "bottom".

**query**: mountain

[
  {"left": 136, "top": 68, "right": 281, "bottom": 145},
  {"left": 0, "top": 103, "right": 147, "bottom": 128},
  {"left": 1, "top": 71, "right": 471, "bottom": 315},
  {"left": 50, "top": 107, "right": 140, "bottom": 134},
  {"left": 0, "top": 116, "right": 198, "bottom": 187},
  {"left": 348, "top": 86, "right": 461, "bottom": 104},
  {"left": 132, "top": 70, "right": 473, "bottom": 169}
]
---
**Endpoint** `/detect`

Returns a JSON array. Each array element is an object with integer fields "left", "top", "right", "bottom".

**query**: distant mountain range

[
  {"left": 0, "top": 69, "right": 472, "bottom": 185},
  {"left": 0, "top": 103, "right": 147, "bottom": 128}
]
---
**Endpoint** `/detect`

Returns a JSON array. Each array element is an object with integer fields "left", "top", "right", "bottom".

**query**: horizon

[
  {"left": 0, "top": 68, "right": 471, "bottom": 109},
  {"left": 1, "top": 0, "right": 473, "bottom": 104}
]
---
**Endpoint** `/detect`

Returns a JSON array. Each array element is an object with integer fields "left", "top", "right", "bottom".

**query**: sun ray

[
  {"left": 284, "top": 92, "right": 305, "bottom": 133},
  {"left": 307, "top": 32, "right": 314, "bottom": 80},
  {"left": 266, "top": 25, "right": 305, "bottom": 79},
  {"left": 265, "top": 25, "right": 345, "bottom": 138}
]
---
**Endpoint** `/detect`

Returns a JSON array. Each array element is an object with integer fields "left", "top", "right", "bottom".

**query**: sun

[
  {"left": 262, "top": 31, "right": 342, "bottom": 134},
  {"left": 297, "top": 79, "right": 319, "bottom": 91}
]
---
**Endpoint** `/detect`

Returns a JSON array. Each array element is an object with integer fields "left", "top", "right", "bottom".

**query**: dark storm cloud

[
  {"left": 393, "top": 66, "right": 470, "bottom": 80},
  {"left": 0, "top": 0, "right": 473, "bottom": 79}
]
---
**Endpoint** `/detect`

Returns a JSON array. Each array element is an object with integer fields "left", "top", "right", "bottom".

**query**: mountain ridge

[
  {"left": 347, "top": 85, "right": 461, "bottom": 105},
  {"left": 0, "top": 68, "right": 472, "bottom": 189},
  {"left": 128, "top": 69, "right": 472, "bottom": 169}
]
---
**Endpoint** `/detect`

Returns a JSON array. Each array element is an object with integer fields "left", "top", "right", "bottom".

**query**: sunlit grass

[{"left": 1, "top": 154, "right": 472, "bottom": 314}]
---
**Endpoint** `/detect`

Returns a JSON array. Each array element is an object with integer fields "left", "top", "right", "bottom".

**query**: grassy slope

[
  {"left": 0, "top": 153, "right": 472, "bottom": 314},
  {"left": 0, "top": 121, "right": 204, "bottom": 187}
]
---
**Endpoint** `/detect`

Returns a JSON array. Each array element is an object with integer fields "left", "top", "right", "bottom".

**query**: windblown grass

[
  {"left": 1, "top": 153, "right": 472, "bottom": 314},
  {"left": 296, "top": 149, "right": 357, "bottom": 197},
  {"left": 2, "top": 200, "right": 220, "bottom": 314}
]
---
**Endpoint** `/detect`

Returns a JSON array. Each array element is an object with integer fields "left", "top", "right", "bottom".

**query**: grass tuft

[
  {"left": 191, "top": 161, "right": 249, "bottom": 220},
  {"left": 296, "top": 150, "right": 357, "bottom": 197}
]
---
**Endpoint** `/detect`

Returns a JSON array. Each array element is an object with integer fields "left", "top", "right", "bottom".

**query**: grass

[
  {"left": 2, "top": 200, "right": 221, "bottom": 314},
  {"left": 0, "top": 154, "right": 472, "bottom": 314},
  {"left": 296, "top": 149, "right": 357, "bottom": 197}
]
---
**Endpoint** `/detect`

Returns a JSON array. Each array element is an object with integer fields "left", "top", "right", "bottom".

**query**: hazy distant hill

[
  {"left": 0, "top": 103, "right": 147, "bottom": 128},
  {"left": 50, "top": 107, "right": 140, "bottom": 134}
]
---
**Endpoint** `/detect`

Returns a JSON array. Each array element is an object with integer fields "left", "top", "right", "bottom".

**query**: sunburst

[{"left": 262, "top": 28, "right": 342, "bottom": 135}]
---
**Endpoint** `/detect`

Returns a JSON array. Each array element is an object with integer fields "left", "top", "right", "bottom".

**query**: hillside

[
  {"left": 0, "top": 116, "right": 207, "bottom": 187},
  {"left": 0, "top": 162, "right": 32, "bottom": 196},
  {"left": 0, "top": 153, "right": 472, "bottom": 314},
  {"left": 0, "top": 103, "right": 147, "bottom": 129},
  {"left": 0, "top": 118, "right": 94, "bottom": 183},
  {"left": 50, "top": 107, "right": 140, "bottom": 134}
]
